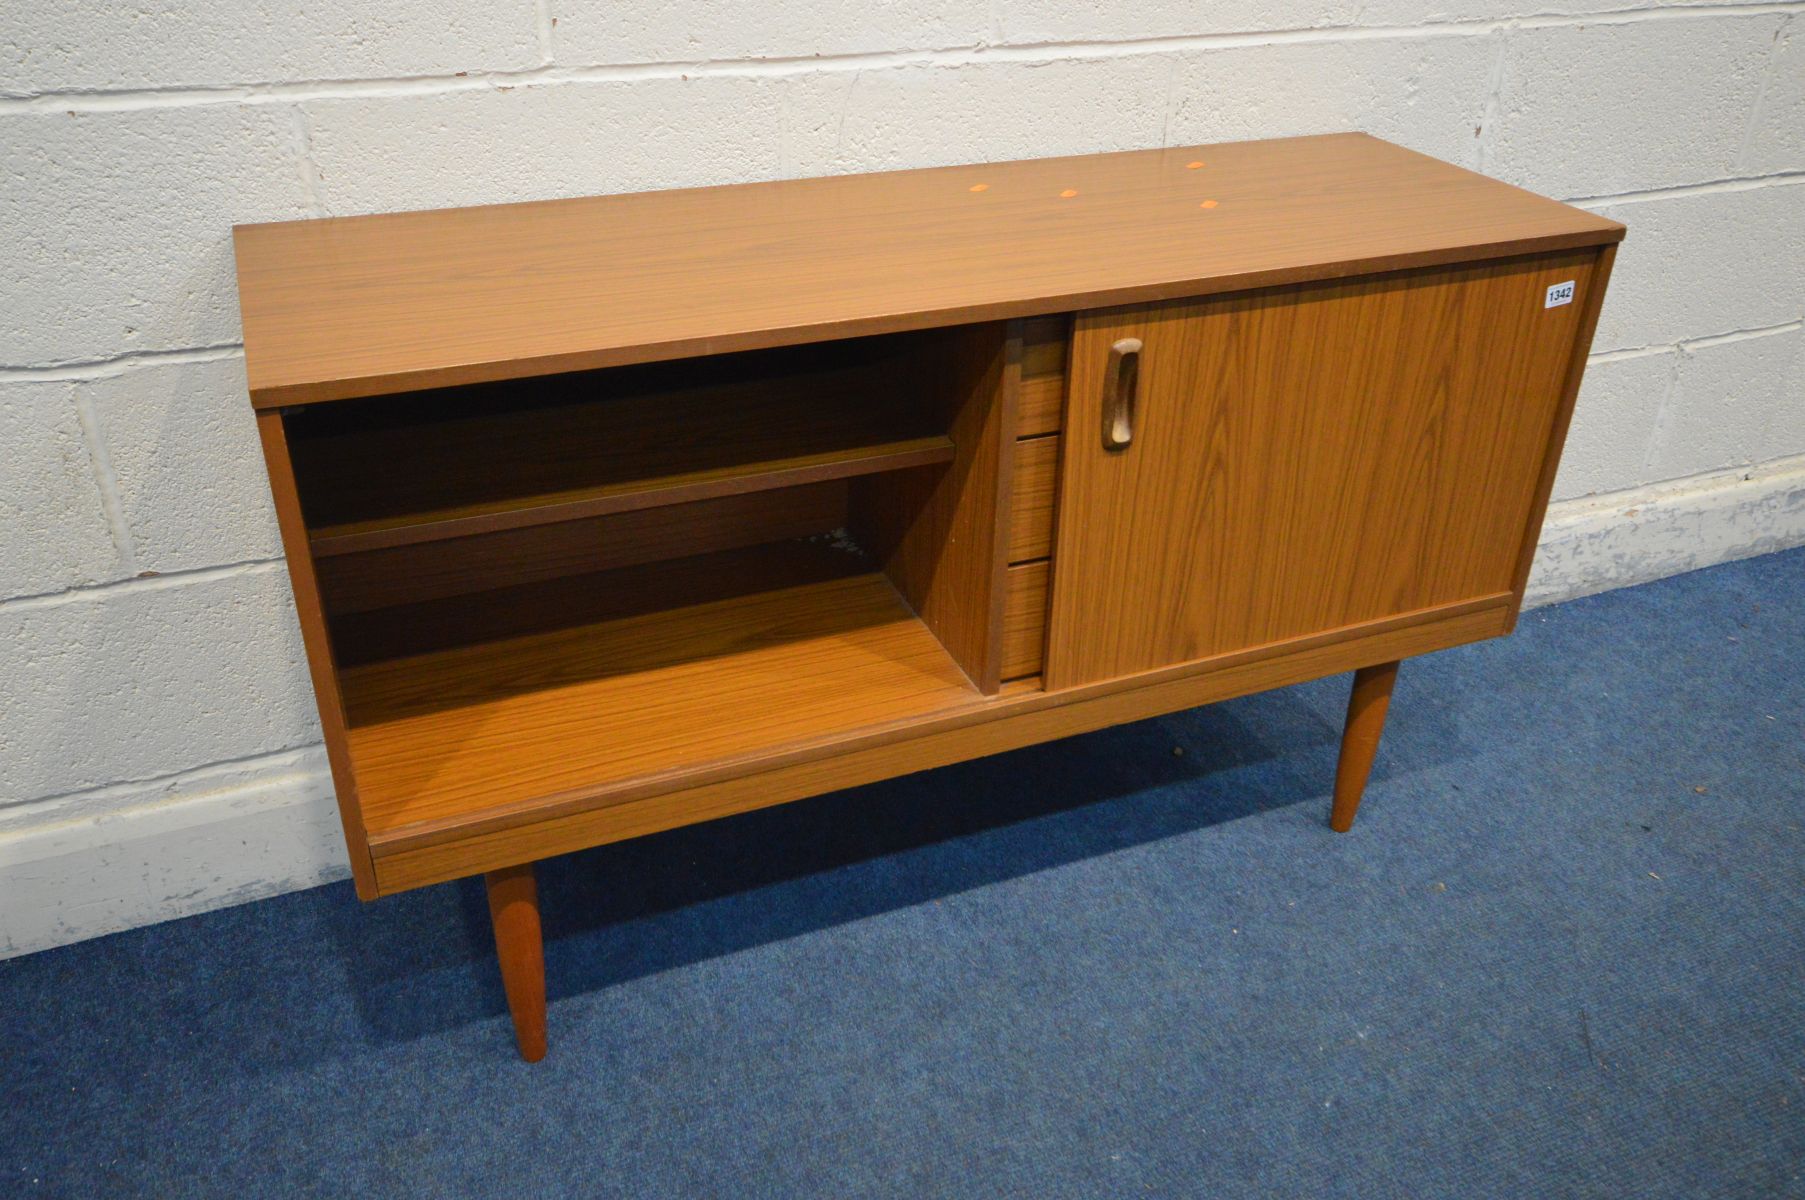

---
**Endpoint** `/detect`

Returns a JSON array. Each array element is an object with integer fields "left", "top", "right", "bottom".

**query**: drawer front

[
  {"left": 1017, "top": 315, "right": 1068, "bottom": 437},
  {"left": 1017, "top": 376, "right": 1064, "bottom": 438},
  {"left": 1002, "top": 560, "right": 1049, "bottom": 680},
  {"left": 1009, "top": 436, "right": 1058, "bottom": 562}
]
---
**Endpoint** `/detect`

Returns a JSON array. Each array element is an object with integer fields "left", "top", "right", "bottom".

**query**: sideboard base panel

[{"left": 368, "top": 594, "right": 1510, "bottom": 894}]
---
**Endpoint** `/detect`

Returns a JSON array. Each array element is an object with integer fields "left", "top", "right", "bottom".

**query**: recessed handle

[{"left": 1101, "top": 337, "right": 1142, "bottom": 452}]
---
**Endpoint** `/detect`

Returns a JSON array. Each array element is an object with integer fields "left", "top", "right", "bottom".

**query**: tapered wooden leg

[
  {"left": 485, "top": 862, "right": 547, "bottom": 1062},
  {"left": 1330, "top": 660, "right": 1400, "bottom": 833}
]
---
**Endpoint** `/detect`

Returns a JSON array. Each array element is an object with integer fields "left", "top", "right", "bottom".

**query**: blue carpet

[{"left": 5, "top": 548, "right": 1803, "bottom": 1198}]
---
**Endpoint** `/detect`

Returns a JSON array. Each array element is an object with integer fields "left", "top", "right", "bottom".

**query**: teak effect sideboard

[{"left": 233, "top": 133, "right": 1624, "bottom": 1061}]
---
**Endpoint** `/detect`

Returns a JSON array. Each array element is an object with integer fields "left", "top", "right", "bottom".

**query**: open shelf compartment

[
  {"left": 289, "top": 319, "right": 1016, "bottom": 843},
  {"left": 335, "top": 538, "right": 988, "bottom": 839},
  {"left": 286, "top": 332, "right": 958, "bottom": 557}
]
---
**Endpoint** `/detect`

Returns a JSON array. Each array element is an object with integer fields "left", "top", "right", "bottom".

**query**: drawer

[
  {"left": 1009, "top": 436, "right": 1057, "bottom": 562},
  {"left": 1017, "top": 314, "right": 1068, "bottom": 437},
  {"left": 1017, "top": 376, "right": 1064, "bottom": 438},
  {"left": 1020, "top": 315, "right": 1068, "bottom": 377},
  {"left": 1002, "top": 560, "right": 1049, "bottom": 680}
]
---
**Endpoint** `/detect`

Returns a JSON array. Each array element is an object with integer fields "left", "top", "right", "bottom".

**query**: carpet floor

[{"left": 4, "top": 548, "right": 1803, "bottom": 1198}]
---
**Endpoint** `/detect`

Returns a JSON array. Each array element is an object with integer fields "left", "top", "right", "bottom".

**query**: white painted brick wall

[
  {"left": 786, "top": 57, "right": 1176, "bottom": 174},
  {"left": 1584, "top": 181, "right": 1805, "bottom": 353},
  {"left": 1487, "top": 15, "right": 1784, "bottom": 197},
  {"left": 81, "top": 355, "right": 282, "bottom": 573},
  {"left": 1741, "top": 15, "right": 1803, "bottom": 174},
  {"left": 0, "top": 568, "right": 316, "bottom": 803},
  {"left": 0, "top": 1, "right": 541, "bottom": 92},
  {"left": 553, "top": 1, "right": 987, "bottom": 64},
  {"left": 993, "top": 1, "right": 1349, "bottom": 42},
  {"left": 0, "top": 107, "right": 314, "bottom": 364},
  {"left": 1552, "top": 352, "right": 1677, "bottom": 500},
  {"left": 306, "top": 78, "right": 790, "bottom": 215},
  {"left": 1, "top": 1, "right": 1801, "bottom": 955},
  {"left": 1650, "top": 326, "right": 1805, "bottom": 481},
  {"left": 0, "top": 382, "right": 119, "bottom": 598},
  {"left": 1163, "top": 35, "right": 1497, "bottom": 167}
]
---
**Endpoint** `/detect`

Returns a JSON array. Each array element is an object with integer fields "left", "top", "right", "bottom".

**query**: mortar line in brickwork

[
  {"left": 980, "top": 1, "right": 1805, "bottom": 57},
  {"left": 1, "top": 1, "right": 1800, "bottom": 115},
  {"left": 0, "top": 558, "right": 285, "bottom": 613},
  {"left": 1588, "top": 320, "right": 1803, "bottom": 365},
  {"left": 1683, "top": 319, "right": 1804, "bottom": 350},
  {"left": 1587, "top": 345, "right": 1680, "bottom": 365},
  {"left": 0, "top": 344, "right": 242, "bottom": 383},
  {"left": 1568, "top": 169, "right": 1805, "bottom": 207},
  {"left": 0, "top": 744, "right": 331, "bottom": 831}
]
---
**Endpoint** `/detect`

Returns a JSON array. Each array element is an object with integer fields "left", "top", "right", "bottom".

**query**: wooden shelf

[
  {"left": 308, "top": 434, "right": 952, "bottom": 556},
  {"left": 335, "top": 541, "right": 988, "bottom": 839},
  {"left": 287, "top": 333, "right": 956, "bottom": 556}
]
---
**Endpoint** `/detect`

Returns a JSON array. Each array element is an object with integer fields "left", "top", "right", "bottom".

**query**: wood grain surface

[
  {"left": 235, "top": 134, "right": 1622, "bottom": 407},
  {"left": 238, "top": 135, "right": 1622, "bottom": 910},
  {"left": 328, "top": 538, "right": 878, "bottom": 668},
  {"left": 288, "top": 335, "right": 950, "bottom": 555},
  {"left": 849, "top": 323, "right": 1014, "bottom": 692},
  {"left": 341, "top": 564, "right": 987, "bottom": 835},
  {"left": 1329, "top": 660, "right": 1401, "bottom": 833},
  {"left": 484, "top": 863, "right": 547, "bottom": 1062},
  {"left": 1008, "top": 436, "right": 1058, "bottom": 562},
  {"left": 256, "top": 411, "right": 378, "bottom": 898},
  {"left": 368, "top": 596, "right": 1512, "bottom": 893},
  {"left": 314, "top": 482, "right": 849, "bottom": 615},
  {"left": 1506, "top": 243, "right": 1620, "bottom": 617},
  {"left": 1045, "top": 249, "right": 1599, "bottom": 688},
  {"left": 1002, "top": 561, "right": 1050, "bottom": 681},
  {"left": 1017, "top": 377, "right": 1066, "bottom": 438},
  {"left": 1019, "top": 316, "right": 1070, "bottom": 380},
  {"left": 1017, "top": 314, "right": 1069, "bottom": 437}
]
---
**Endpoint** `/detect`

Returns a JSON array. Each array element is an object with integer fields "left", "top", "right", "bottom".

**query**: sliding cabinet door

[{"left": 1044, "top": 250, "right": 1602, "bottom": 689}]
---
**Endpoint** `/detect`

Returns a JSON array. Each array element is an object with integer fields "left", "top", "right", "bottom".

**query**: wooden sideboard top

[{"left": 233, "top": 132, "right": 1623, "bottom": 408}]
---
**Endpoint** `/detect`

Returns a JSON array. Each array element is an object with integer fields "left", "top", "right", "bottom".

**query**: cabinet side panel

[
  {"left": 1047, "top": 252, "right": 1595, "bottom": 689},
  {"left": 256, "top": 410, "right": 378, "bottom": 898},
  {"left": 1506, "top": 244, "right": 1619, "bottom": 617}
]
